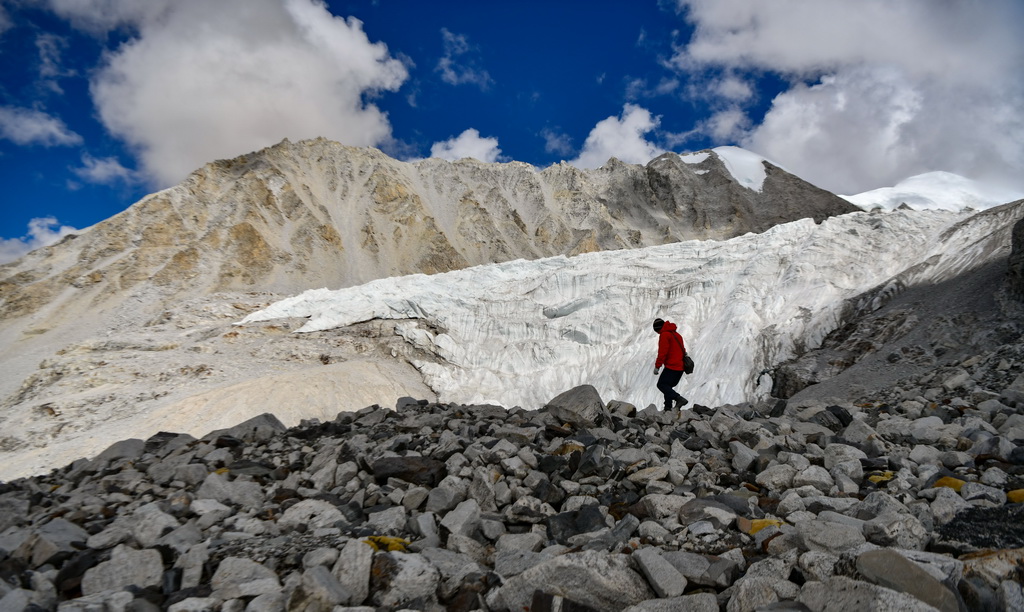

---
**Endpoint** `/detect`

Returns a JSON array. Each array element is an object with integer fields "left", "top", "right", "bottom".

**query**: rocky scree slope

[{"left": 1, "top": 353, "right": 1023, "bottom": 611}]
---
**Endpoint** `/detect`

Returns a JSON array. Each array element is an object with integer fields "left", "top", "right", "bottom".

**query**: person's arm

[{"left": 654, "top": 333, "right": 668, "bottom": 372}]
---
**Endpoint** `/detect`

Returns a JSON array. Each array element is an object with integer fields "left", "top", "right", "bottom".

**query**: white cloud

[
  {"left": 713, "top": 75, "right": 753, "bottom": 102},
  {"left": 35, "top": 33, "right": 73, "bottom": 94},
  {"left": 50, "top": 0, "right": 408, "bottom": 187},
  {"left": 541, "top": 128, "right": 573, "bottom": 157},
  {"left": 72, "top": 154, "right": 136, "bottom": 186},
  {"left": 430, "top": 128, "right": 501, "bottom": 162},
  {"left": 570, "top": 104, "right": 664, "bottom": 169},
  {"left": 45, "top": 0, "right": 169, "bottom": 34},
  {"left": 0, "top": 217, "right": 79, "bottom": 264},
  {"left": 0, "top": 5, "right": 12, "bottom": 35},
  {"left": 0, "top": 106, "right": 82, "bottom": 146},
  {"left": 674, "top": 0, "right": 1024, "bottom": 193},
  {"left": 700, "top": 108, "right": 750, "bottom": 142},
  {"left": 36, "top": 33, "right": 67, "bottom": 78},
  {"left": 436, "top": 28, "right": 492, "bottom": 89}
]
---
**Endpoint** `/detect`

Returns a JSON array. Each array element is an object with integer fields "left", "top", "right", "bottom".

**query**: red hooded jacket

[{"left": 656, "top": 321, "right": 686, "bottom": 371}]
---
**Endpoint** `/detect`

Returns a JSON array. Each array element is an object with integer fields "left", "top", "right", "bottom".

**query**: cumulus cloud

[
  {"left": 49, "top": 0, "right": 408, "bottom": 187},
  {"left": 430, "top": 128, "right": 501, "bottom": 162},
  {"left": 72, "top": 154, "right": 136, "bottom": 186},
  {"left": 0, "top": 106, "right": 82, "bottom": 146},
  {"left": 436, "top": 28, "right": 492, "bottom": 89},
  {"left": 697, "top": 108, "right": 750, "bottom": 143},
  {"left": 570, "top": 104, "right": 664, "bottom": 169},
  {"left": 674, "top": 0, "right": 1024, "bottom": 193},
  {"left": 0, "top": 217, "right": 79, "bottom": 264}
]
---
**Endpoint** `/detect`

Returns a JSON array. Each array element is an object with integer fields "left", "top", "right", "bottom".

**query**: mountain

[
  {"left": 840, "top": 171, "right": 1024, "bottom": 212},
  {"left": 2, "top": 143, "right": 1023, "bottom": 611},
  {"left": 0, "top": 139, "right": 859, "bottom": 479},
  {"left": 0, "top": 139, "right": 855, "bottom": 326},
  {"left": 1, "top": 139, "right": 1020, "bottom": 482}
]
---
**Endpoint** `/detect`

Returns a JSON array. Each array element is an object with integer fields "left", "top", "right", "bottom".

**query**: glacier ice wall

[{"left": 241, "top": 205, "right": 1018, "bottom": 410}]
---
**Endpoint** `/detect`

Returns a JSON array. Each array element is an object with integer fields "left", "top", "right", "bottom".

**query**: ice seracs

[{"left": 241, "top": 201, "right": 1019, "bottom": 412}]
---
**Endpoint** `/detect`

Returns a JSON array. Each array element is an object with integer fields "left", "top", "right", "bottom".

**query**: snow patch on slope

[
  {"left": 713, "top": 146, "right": 768, "bottom": 192},
  {"left": 842, "top": 171, "right": 1023, "bottom": 212},
  {"left": 679, "top": 151, "right": 710, "bottom": 165},
  {"left": 680, "top": 147, "right": 769, "bottom": 192}
]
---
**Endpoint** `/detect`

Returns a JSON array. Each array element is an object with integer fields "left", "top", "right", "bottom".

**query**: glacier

[{"left": 240, "top": 203, "right": 1018, "bottom": 411}]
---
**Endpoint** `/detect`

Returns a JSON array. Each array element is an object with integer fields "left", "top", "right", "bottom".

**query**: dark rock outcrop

[{"left": 1008, "top": 212, "right": 1024, "bottom": 300}]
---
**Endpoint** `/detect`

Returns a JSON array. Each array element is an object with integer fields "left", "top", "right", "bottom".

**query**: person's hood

[{"left": 660, "top": 321, "right": 678, "bottom": 333}]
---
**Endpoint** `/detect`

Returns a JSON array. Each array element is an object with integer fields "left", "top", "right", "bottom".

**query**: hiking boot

[{"left": 673, "top": 397, "right": 689, "bottom": 410}]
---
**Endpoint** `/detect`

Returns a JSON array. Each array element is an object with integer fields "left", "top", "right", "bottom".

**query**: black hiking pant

[{"left": 657, "top": 367, "right": 685, "bottom": 410}]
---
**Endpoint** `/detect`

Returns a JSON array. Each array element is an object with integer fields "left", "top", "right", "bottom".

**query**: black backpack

[{"left": 672, "top": 333, "right": 694, "bottom": 374}]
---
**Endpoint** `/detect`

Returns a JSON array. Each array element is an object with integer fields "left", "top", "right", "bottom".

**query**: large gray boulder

[
  {"left": 544, "top": 385, "right": 607, "bottom": 427},
  {"left": 493, "top": 550, "right": 654, "bottom": 611},
  {"left": 81, "top": 544, "right": 164, "bottom": 595}
]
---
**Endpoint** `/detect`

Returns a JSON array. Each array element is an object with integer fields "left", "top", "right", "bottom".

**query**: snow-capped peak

[
  {"left": 680, "top": 146, "right": 769, "bottom": 192},
  {"left": 841, "top": 171, "right": 1023, "bottom": 212}
]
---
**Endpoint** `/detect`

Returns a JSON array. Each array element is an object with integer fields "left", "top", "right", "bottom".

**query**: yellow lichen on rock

[
  {"left": 365, "top": 536, "right": 410, "bottom": 552},
  {"left": 933, "top": 476, "right": 966, "bottom": 492}
]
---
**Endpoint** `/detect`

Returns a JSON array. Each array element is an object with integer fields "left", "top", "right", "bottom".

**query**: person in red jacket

[{"left": 652, "top": 318, "right": 689, "bottom": 411}]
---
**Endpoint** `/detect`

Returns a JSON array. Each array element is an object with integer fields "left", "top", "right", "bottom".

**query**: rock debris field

[{"left": 2, "top": 337, "right": 1024, "bottom": 612}]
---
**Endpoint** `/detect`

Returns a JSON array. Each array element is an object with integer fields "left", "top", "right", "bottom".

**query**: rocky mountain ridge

[{"left": 0, "top": 138, "right": 855, "bottom": 328}]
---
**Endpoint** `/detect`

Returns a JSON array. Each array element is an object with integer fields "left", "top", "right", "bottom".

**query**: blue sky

[{"left": 2, "top": 0, "right": 1023, "bottom": 263}]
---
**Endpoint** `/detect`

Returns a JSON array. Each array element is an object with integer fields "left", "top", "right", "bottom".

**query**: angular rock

[
  {"left": 863, "top": 512, "right": 928, "bottom": 550},
  {"left": 279, "top": 499, "right": 345, "bottom": 530},
  {"left": 195, "top": 472, "right": 264, "bottom": 509},
  {"left": 622, "top": 593, "right": 718, "bottom": 612},
  {"left": 203, "top": 412, "right": 287, "bottom": 443},
  {"left": 678, "top": 498, "right": 737, "bottom": 529},
  {"left": 130, "top": 502, "right": 180, "bottom": 548},
  {"left": 367, "top": 506, "right": 407, "bottom": 535},
  {"left": 495, "top": 550, "right": 654, "bottom": 612},
  {"left": 799, "top": 576, "right": 944, "bottom": 611},
  {"left": 332, "top": 538, "right": 373, "bottom": 605},
  {"left": 91, "top": 438, "right": 146, "bottom": 467},
  {"left": 289, "top": 565, "right": 351, "bottom": 610},
  {"left": 796, "top": 520, "right": 865, "bottom": 553},
  {"left": 440, "top": 498, "right": 481, "bottom": 537},
  {"left": 81, "top": 544, "right": 164, "bottom": 595},
  {"left": 370, "top": 456, "right": 447, "bottom": 487},
  {"left": 632, "top": 547, "right": 687, "bottom": 598},
  {"left": 370, "top": 552, "right": 441, "bottom": 609},
  {"left": 856, "top": 549, "right": 959, "bottom": 612},
  {"left": 25, "top": 518, "right": 90, "bottom": 567},
  {"left": 545, "top": 385, "right": 607, "bottom": 428}
]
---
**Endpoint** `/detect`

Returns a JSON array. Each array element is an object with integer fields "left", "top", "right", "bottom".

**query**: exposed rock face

[
  {"left": 772, "top": 202, "right": 1024, "bottom": 401},
  {"left": 1008, "top": 210, "right": 1024, "bottom": 300},
  {"left": 0, "top": 139, "right": 856, "bottom": 327}
]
